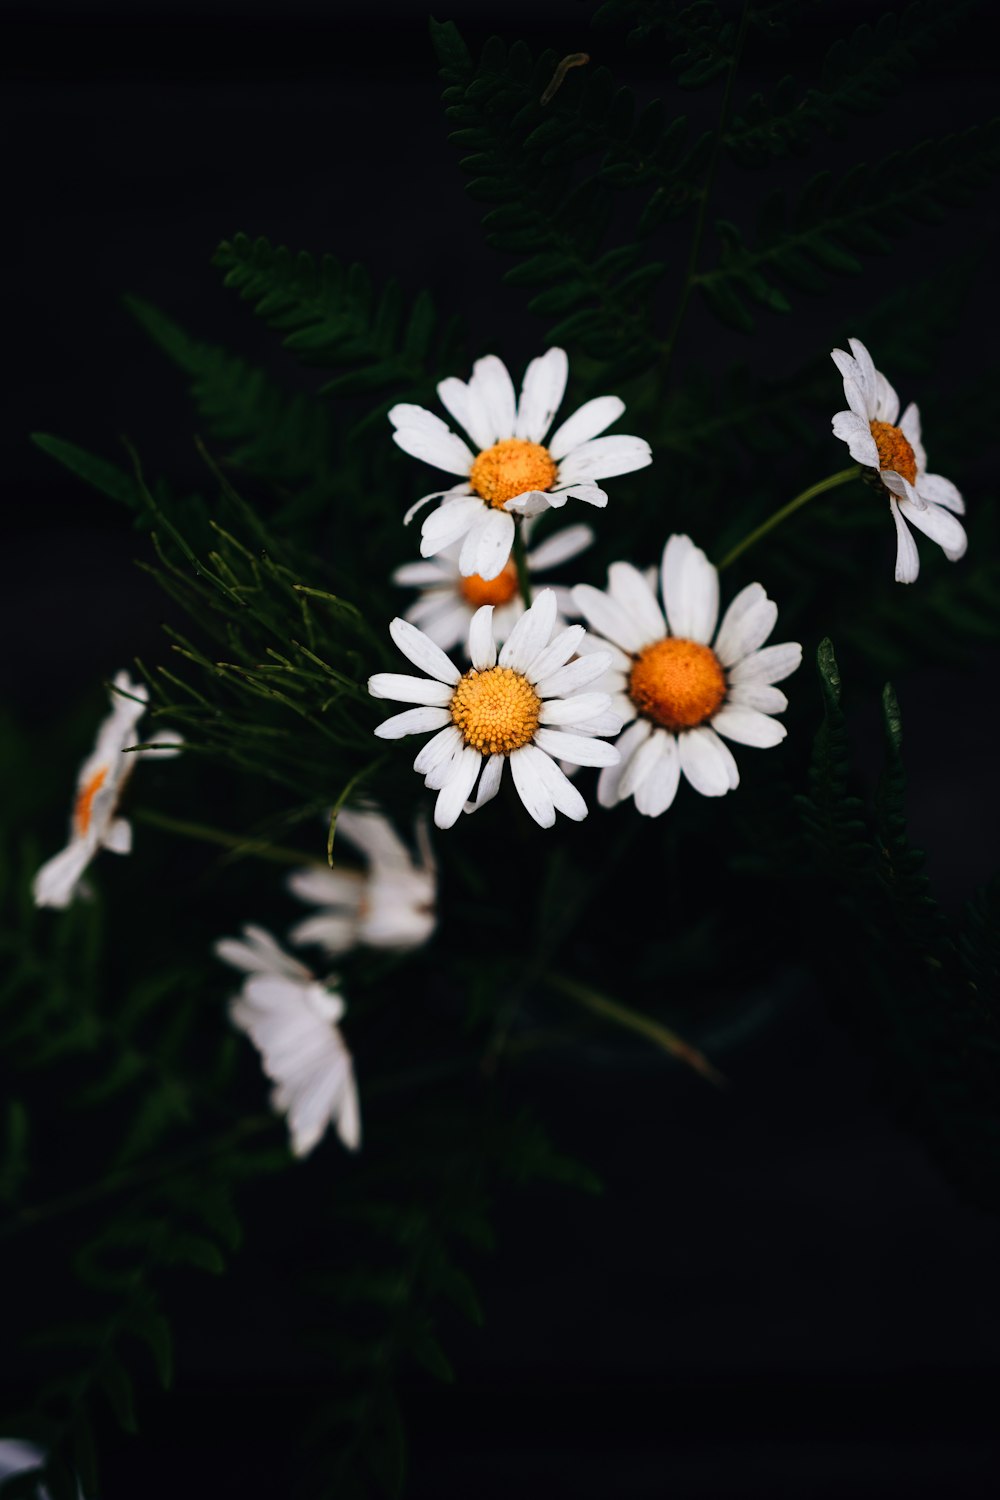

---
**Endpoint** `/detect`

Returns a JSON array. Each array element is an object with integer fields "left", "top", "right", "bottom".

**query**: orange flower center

[
  {"left": 459, "top": 561, "right": 520, "bottom": 607},
  {"left": 469, "top": 439, "right": 558, "bottom": 509},
  {"left": 74, "top": 765, "right": 109, "bottom": 835},
  {"left": 628, "top": 638, "right": 727, "bottom": 732},
  {"left": 450, "top": 666, "right": 540, "bottom": 755},
  {"left": 870, "top": 420, "right": 917, "bottom": 485}
]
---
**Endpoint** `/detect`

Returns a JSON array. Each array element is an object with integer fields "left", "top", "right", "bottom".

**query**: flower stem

[
  {"left": 131, "top": 807, "right": 318, "bottom": 866},
  {"left": 546, "top": 974, "right": 727, "bottom": 1088},
  {"left": 719, "top": 465, "right": 861, "bottom": 572},
  {"left": 512, "top": 524, "right": 533, "bottom": 609}
]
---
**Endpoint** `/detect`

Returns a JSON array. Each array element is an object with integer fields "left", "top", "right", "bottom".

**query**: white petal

[
  {"left": 848, "top": 338, "right": 879, "bottom": 410},
  {"left": 521, "top": 623, "right": 586, "bottom": 684},
  {"left": 916, "top": 472, "right": 964, "bottom": 515},
  {"left": 374, "top": 706, "right": 451, "bottom": 740},
  {"left": 875, "top": 370, "right": 900, "bottom": 425},
  {"left": 499, "top": 588, "right": 557, "bottom": 672},
  {"left": 533, "top": 728, "right": 620, "bottom": 767},
  {"left": 434, "top": 746, "right": 482, "bottom": 828},
  {"left": 521, "top": 744, "right": 588, "bottom": 821},
  {"left": 556, "top": 434, "right": 652, "bottom": 483},
  {"left": 468, "top": 604, "right": 497, "bottom": 670},
  {"left": 394, "top": 559, "right": 452, "bottom": 587},
  {"left": 728, "top": 642, "right": 802, "bottom": 686},
  {"left": 596, "top": 719, "right": 652, "bottom": 807},
  {"left": 389, "top": 405, "right": 475, "bottom": 476},
  {"left": 504, "top": 489, "right": 555, "bottom": 518},
  {"left": 461, "top": 507, "right": 515, "bottom": 581},
  {"left": 470, "top": 354, "right": 517, "bottom": 442},
  {"left": 539, "top": 692, "right": 611, "bottom": 725},
  {"left": 572, "top": 583, "right": 647, "bottom": 653},
  {"left": 289, "top": 913, "right": 358, "bottom": 955},
  {"left": 558, "top": 707, "right": 626, "bottom": 737},
  {"left": 899, "top": 402, "right": 927, "bottom": 473},
  {"left": 713, "top": 583, "right": 777, "bottom": 667},
  {"left": 551, "top": 481, "right": 608, "bottom": 508},
  {"left": 678, "top": 726, "right": 733, "bottom": 797},
  {"left": 608, "top": 560, "right": 666, "bottom": 645},
  {"left": 661, "top": 534, "right": 719, "bottom": 644},
  {"left": 436, "top": 375, "right": 494, "bottom": 451},
  {"left": 618, "top": 728, "right": 666, "bottom": 802},
  {"left": 527, "top": 523, "right": 595, "bottom": 572},
  {"left": 547, "top": 395, "right": 625, "bottom": 460},
  {"left": 535, "top": 654, "right": 612, "bottom": 699},
  {"left": 711, "top": 706, "right": 786, "bottom": 748},
  {"left": 831, "top": 410, "right": 879, "bottom": 468},
  {"left": 889, "top": 499, "right": 920, "bottom": 584},
  {"left": 367, "top": 673, "right": 454, "bottom": 706},
  {"left": 32, "top": 838, "right": 95, "bottom": 908},
  {"left": 288, "top": 865, "right": 364, "bottom": 908},
  {"left": 413, "top": 724, "right": 463, "bottom": 776},
  {"left": 635, "top": 732, "right": 681, "bottom": 816},
  {"left": 509, "top": 745, "right": 555, "bottom": 827},
  {"left": 897, "top": 497, "right": 967, "bottom": 561},
  {"left": 419, "top": 496, "right": 485, "bottom": 555},
  {"left": 389, "top": 617, "right": 461, "bottom": 684},
  {"left": 515, "top": 347, "right": 568, "bottom": 442},
  {"left": 702, "top": 725, "right": 740, "bottom": 788},
  {"left": 726, "top": 682, "right": 788, "bottom": 714},
  {"left": 409, "top": 601, "right": 470, "bottom": 653},
  {"left": 469, "top": 752, "right": 505, "bottom": 810},
  {"left": 404, "top": 484, "right": 472, "bottom": 527},
  {"left": 102, "top": 817, "right": 133, "bottom": 854},
  {"left": 830, "top": 347, "right": 875, "bottom": 420}
]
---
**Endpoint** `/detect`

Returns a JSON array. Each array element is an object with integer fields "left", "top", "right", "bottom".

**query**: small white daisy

[
  {"left": 32, "top": 670, "right": 182, "bottom": 909},
  {"left": 216, "top": 925, "right": 360, "bottom": 1157},
  {"left": 287, "top": 806, "right": 437, "bottom": 957},
  {"left": 572, "top": 536, "right": 801, "bottom": 815},
  {"left": 389, "top": 347, "right": 651, "bottom": 581},
  {"left": 368, "top": 588, "right": 623, "bottom": 830},
  {"left": 392, "top": 520, "right": 594, "bottom": 655},
  {"left": 830, "top": 336, "right": 967, "bottom": 583}
]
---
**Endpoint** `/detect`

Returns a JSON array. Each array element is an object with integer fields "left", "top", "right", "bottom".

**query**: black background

[{"left": 4, "top": 2, "right": 1000, "bottom": 1496}]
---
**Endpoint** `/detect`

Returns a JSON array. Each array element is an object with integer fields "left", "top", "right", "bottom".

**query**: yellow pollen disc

[
  {"left": 450, "top": 666, "right": 541, "bottom": 755},
  {"left": 628, "top": 638, "right": 726, "bottom": 732},
  {"left": 459, "top": 561, "right": 520, "bottom": 607},
  {"left": 469, "top": 438, "right": 558, "bottom": 509},
  {"left": 74, "top": 765, "right": 109, "bottom": 835},
  {"left": 870, "top": 420, "right": 917, "bottom": 485}
]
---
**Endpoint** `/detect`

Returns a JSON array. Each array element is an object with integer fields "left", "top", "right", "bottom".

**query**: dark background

[{"left": 4, "top": 2, "right": 1000, "bottom": 1496}]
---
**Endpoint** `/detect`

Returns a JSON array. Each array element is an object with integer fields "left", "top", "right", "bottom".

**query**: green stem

[
  {"left": 719, "top": 465, "right": 861, "bottom": 572},
  {"left": 512, "top": 524, "right": 533, "bottom": 609},
  {"left": 131, "top": 807, "right": 319, "bottom": 866},
  {"left": 546, "top": 974, "right": 726, "bottom": 1088}
]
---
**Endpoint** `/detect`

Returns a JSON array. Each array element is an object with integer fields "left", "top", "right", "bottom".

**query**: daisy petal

[
  {"left": 608, "top": 561, "right": 666, "bottom": 644},
  {"left": 832, "top": 410, "right": 879, "bottom": 468},
  {"left": 389, "top": 617, "right": 461, "bottom": 684},
  {"left": 875, "top": 371, "right": 900, "bottom": 425},
  {"left": 551, "top": 482, "right": 608, "bottom": 508},
  {"left": 413, "top": 724, "right": 463, "bottom": 776},
  {"left": 437, "top": 376, "right": 494, "bottom": 452},
  {"left": 533, "top": 728, "right": 619, "bottom": 767},
  {"left": 524, "top": 744, "right": 588, "bottom": 821},
  {"left": 522, "top": 624, "right": 586, "bottom": 684},
  {"left": 726, "top": 681, "right": 788, "bottom": 714},
  {"left": 367, "top": 673, "right": 454, "bottom": 706},
  {"left": 899, "top": 402, "right": 927, "bottom": 472},
  {"left": 469, "top": 751, "right": 505, "bottom": 810},
  {"left": 728, "top": 642, "right": 802, "bottom": 686},
  {"left": 711, "top": 707, "right": 786, "bottom": 748},
  {"left": 462, "top": 507, "right": 516, "bottom": 580},
  {"left": 103, "top": 818, "right": 133, "bottom": 854},
  {"left": 509, "top": 745, "right": 556, "bottom": 827},
  {"left": 701, "top": 725, "right": 740, "bottom": 789},
  {"left": 404, "top": 485, "right": 471, "bottom": 527},
  {"left": 420, "top": 496, "right": 486, "bottom": 555},
  {"left": 32, "top": 839, "right": 95, "bottom": 909},
  {"left": 539, "top": 692, "right": 612, "bottom": 726},
  {"left": 374, "top": 706, "right": 451, "bottom": 740},
  {"left": 468, "top": 604, "right": 497, "bottom": 670},
  {"left": 661, "top": 534, "right": 719, "bottom": 644},
  {"left": 678, "top": 726, "right": 732, "bottom": 797},
  {"left": 527, "top": 523, "right": 595, "bottom": 572},
  {"left": 393, "top": 559, "right": 452, "bottom": 586},
  {"left": 713, "top": 583, "right": 777, "bottom": 667},
  {"left": 471, "top": 354, "right": 517, "bottom": 442},
  {"left": 499, "top": 589, "right": 557, "bottom": 672},
  {"left": 897, "top": 497, "right": 968, "bottom": 561},
  {"left": 535, "top": 654, "right": 612, "bottom": 699},
  {"left": 916, "top": 473, "right": 964, "bottom": 515},
  {"left": 434, "top": 746, "right": 482, "bottom": 829},
  {"left": 515, "top": 347, "right": 568, "bottom": 443},
  {"left": 634, "top": 733, "right": 680, "bottom": 817},
  {"left": 548, "top": 395, "right": 625, "bottom": 461},
  {"left": 572, "top": 583, "right": 647, "bottom": 653},
  {"left": 556, "top": 435, "right": 652, "bottom": 483},
  {"left": 505, "top": 489, "right": 555, "bottom": 518},
  {"left": 389, "top": 405, "right": 475, "bottom": 476},
  {"left": 889, "top": 499, "right": 920, "bottom": 584},
  {"left": 618, "top": 728, "right": 665, "bottom": 801},
  {"left": 596, "top": 719, "right": 652, "bottom": 807}
]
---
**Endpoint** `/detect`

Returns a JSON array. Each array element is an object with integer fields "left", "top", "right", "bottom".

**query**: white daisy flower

[
  {"left": 830, "top": 336, "right": 967, "bottom": 583},
  {"left": 32, "top": 670, "right": 182, "bottom": 909},
  {"left": 0, "top": 1439, "right": 78, "bottom": 1500},
  {"left": 368, "top": 588, "right": 623, "bottom": 830},
  {"left": 389, "top": 347, "right": 651, "bottom": 581},
  {"left": 216, "top": 925, "right": 360, "bottom": 1157},
  {"left": 572, "top": 536, "right": 801, "bottom": 816},
  {"left": 392, "top": 520, "right": 594, "bottom": 655},
  {"left": 287, "top": 806, "right": 437, "bottom": 957}
]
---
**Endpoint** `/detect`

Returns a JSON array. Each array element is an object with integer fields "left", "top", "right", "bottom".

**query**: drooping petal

[
  {"left": 523, "top": 744, "right": 588, "bottom": 821},
  {"left": 459, "top": 507, "right": 516, "bottom": 580},
  {"left": 547, "top": 395, "right": 625, "bottom": 460},
  {"left": 434, "top": 746, "right": 482, "bottom": 828},
  {"left": 897, "top": 497, "right": 968, "bottom": 561},
  {"left": 419, "top": 496, "right": 486, "bottom": 555},
  {"left": 550, "top": 481, "right": 608, "bottom": 508},
  {"left": 469, "top": 751, "right": 505, "bottom": 810},
  {"left": 889, "top": 499, "right": 920, "bottom": 584},
  {"left": 509, "top": 745, "right": 556, "bottom": 827},
  {"left": 915, "top": 472, "right": 965, "bottom": 515},
  {"left": 832, "top": 410, "right": 879, "bottom": 468},
  {"left": 596, "top": 719, "right": 652, "bottom": 807}
]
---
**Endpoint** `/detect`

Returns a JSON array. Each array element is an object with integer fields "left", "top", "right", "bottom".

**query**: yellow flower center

[
  {"left": 469, "top": 438, "right": 558, "bottom": 509},
  {"left": 459, "top": 560, "right": 520, "bottom": 607},
  {"left": 869, "top": 420, "right": 917, "bottom": 485},
  {"left": 450, "top": 666, "right": 541, "bottom": 755},
  {"left": 628, "top": 638, "right": 727, "bottom": 732},
  {"left": 74, "top": 765, "right": 108, "bottom": 835}
]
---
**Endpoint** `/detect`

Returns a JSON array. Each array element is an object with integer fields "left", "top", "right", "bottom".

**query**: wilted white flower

[
  {"left": 216, "top": 926, "right": 360, "bottom": 1157},
  {"left": 32, "top": 670, "right": 182, "bottom": 909},
  {"left": 830, "top": 336, "right": 967, "bottom": 583},
  {"left": 573, "top": 535, "right": 801, "bottom": 815},
  {"left": 389, "top": 346, "right": 651, "bottom": 580},
  {"left": 392, "top": 520, "right": 594, "bottom": 655},
  {"left": 288, "top": 806, "right": 436, "bottom": 957},
  {"left": 368, "top": 588, "right": 622, "bottom": 830}
]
